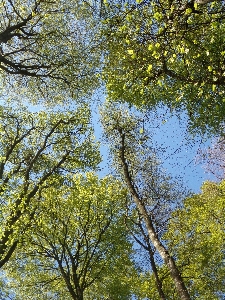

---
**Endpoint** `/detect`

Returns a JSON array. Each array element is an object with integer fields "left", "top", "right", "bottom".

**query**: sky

[{"left": 149, "top": 109, "right": 214, "bottom": 193}]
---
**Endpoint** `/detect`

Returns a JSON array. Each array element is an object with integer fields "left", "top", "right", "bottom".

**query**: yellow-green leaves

[
  {"left": 185, "top": 8, "right": 192, "bottom": 15},
  {"left": 208, "top": 66, "right": 213, "bottom": 72},
  {"left": 127, "top": 49, "right": 136, "bottom": 58},
  {"left": 164, "top": 181, "right": 225, "bottom": 299},
  {"left": 0, "top": 0, "right": 101, "bottom": 103},
  {"left": 147, "top": 64, "right": 153, "bottom": 73},
  {"left": 148, "top": 44, "right": 154, "bottom": 51},
  {"left": 0, "top": 103, "right": 100, "bottom": 268},
  {"left": 3, "top": 173, "right": 137, "bottom": 299},
  {"left": 153, "top": 11, "right": 163, "bottom": 21},
  {"left": 102, "top": 0, "right": 225, "bottom": 134}
]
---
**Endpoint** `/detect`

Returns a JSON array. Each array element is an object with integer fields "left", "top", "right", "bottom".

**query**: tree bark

[
  {"left": 130, "top": 219, "right": 167, "bottom": 300},
  {"left": 148, "top": 245, "right": 167, "bottom": 300}
]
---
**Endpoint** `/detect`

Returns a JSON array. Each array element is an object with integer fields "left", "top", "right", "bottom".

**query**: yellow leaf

[
  {"left": 185, "top": 8, "right": 192, "bottom": 14},
  {"left": 148, "top": 44, "right": 154, "bottom": 51},
  {"left": 208, "top": 66, "right": 213, "bottom": 72},
  {"left": 147, "top": 64, "right": 153, "bottom": 73}
]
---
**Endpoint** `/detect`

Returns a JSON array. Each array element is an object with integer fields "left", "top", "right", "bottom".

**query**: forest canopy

[{"left": 0, "top": 0, "right": 224, "bottom": 299}]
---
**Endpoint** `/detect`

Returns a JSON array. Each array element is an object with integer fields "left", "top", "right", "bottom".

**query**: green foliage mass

[
  {"left": 166, "top": 180, "right": 225, "bottom": 299},
  {"left": 0, "top": 1, "right": 224, "bottom": 299},
  {"left": 102, "top": 0, "right": 225, "bottom": 134},
  {"left": 3, "top": 173, "right": 139, "bottom": 299},
  {"left": 0, "top": 103, "right": 100, "bottom": 268}
]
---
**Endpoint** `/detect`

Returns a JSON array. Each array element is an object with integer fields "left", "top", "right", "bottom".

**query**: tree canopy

[
  {"left": 164, "top": 180, "right": 225, "bottom": 299},
  {"left": 0, "top": 1, "right": 224, "bottom": 299},
  {"left": 2, "top": 173, "right": 138, "bottom": 300},
  {"left": 0, "top": 0, "right": 101, "bottom": 102},
  {"left": 102, "top": 0, "right": 225, "bottom": 134},
  {"left": 0, "top": 103, "right": 100, "bottom": 268},
  {"left": 101, "top": 103, "right": 191, "bottom": 300},
  {"left": 140, "top": 180, "right": 225, "bottom": 299}
]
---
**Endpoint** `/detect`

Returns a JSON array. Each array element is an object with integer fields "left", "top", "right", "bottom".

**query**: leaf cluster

[{"left": 101, "top": 0, "right": 225, "bottom": 134}]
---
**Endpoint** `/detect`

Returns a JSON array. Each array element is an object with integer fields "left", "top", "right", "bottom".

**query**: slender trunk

[
  {"left": 119, "top": 133, "right": 191, "bottom": 300},
  {"left": 133, "top": 220, "right": 166, "bottom": 300},
  {"left": 148, "top": 246, "right": 167, "bottom": 300}
]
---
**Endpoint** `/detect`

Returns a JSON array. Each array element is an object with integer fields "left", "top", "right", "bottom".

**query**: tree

[
  {"left": 101, "top": 0, "right": 225, "bottom": 134},
  {"left": 121, "top": 130, "right": 188, "bottom": 300},
  {"left": 160, "top": 180, "right": 225, "bottom": 299},
  {"left": 134, "top": 183, "right": 225, "bottom": 299},
  {"left": 0, "top": 103, "right": 100, "bottom": 268},
  {"left": 3, "top": 173, "right": 138, "bottom": 300},
  {"left": 101, "top": 103, "right": 191, "bottom": 300},
  {"left": 0, "top": 0, "right": 101, "bottom": 102}
]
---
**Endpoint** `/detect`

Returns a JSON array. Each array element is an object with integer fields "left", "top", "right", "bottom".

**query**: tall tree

[
  {"left": 122, "top": 132, "right": 188, "bottom": 300},
  {"left": 134, "top": 180, "right": 225, "bottom": 299},
  {"left": 0, "top": 103, "right": 100, "bottom": 268},
  {"left": 3, "top": 173, "right": 138, "bottom": 300},
  {"left": 101, "top": 103, "right": 191, "bottom": 300},
  {"left": 101, "top": 0, "right": 225, "bottom": 134}
]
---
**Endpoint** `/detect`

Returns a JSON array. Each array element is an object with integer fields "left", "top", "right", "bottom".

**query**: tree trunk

[
  {"left": 58, "top": 260, "right": 83, "bottom": 300},
  {"left": 148, "top": 246, "right": 167, "bottom": 300},
  {"left": 119, "top": 133, "right": 191, "bottom": 300}
]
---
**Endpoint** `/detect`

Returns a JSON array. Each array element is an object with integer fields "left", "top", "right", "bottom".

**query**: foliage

[
  {"left": 3, "top": 173, "right": 138, "bottom": 300},
  {"left": 163, "top": 180, "right": 225, "bottom": 299},
  {"left": 0, "top": 0, "right": 101, "bottom": 102},
  {"left": 0, "top": 103, "right": 100, "bottom": 268},
  {"left": 133, "top": 180, "right": 225, "bottom": 300},
  {"left": 102, "top": 0, "right": 225, "bottom": 134},
  {"left": 0, "top": 1, "right": 224, "bottom": 298}
]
